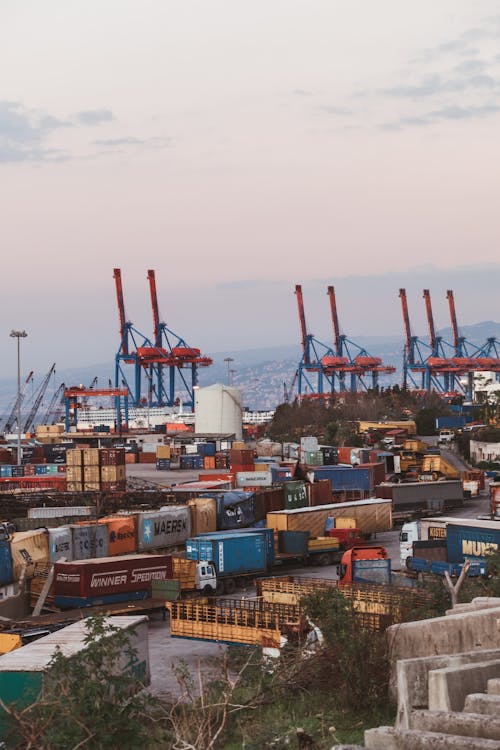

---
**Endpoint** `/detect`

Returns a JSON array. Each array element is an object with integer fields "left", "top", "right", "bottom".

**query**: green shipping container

[
  {"left": 0, "top": 616, "right": 150, "bottom": 734},
  {"left": 283, "top": 480, "right": 308, "bottom": 510},
  {"left": 303, "top": 451, "right": 323, "bottom": 466}
]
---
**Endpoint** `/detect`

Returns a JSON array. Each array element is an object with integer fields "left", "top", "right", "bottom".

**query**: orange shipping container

[
  {"left": 125, "top": 452, "right": 138, "bottom": 464},
  {"left": 98, "top": 516, "right": 137, "bottom": 555},
  {"left": 203, "top": 456, "right": 216, "bottom": 470}
]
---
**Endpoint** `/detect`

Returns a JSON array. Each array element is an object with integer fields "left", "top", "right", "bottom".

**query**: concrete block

[
  {"left": 428, "top": 659, "right": 500, "bottom": 712},
  {"left": 446, "top": 598, "right": 500, "bottom": 616},
  {"left": 387, "top": 607, "right": 500, "bottom": 698},
  {"left": 395, "top": 649, "right": 500, "bottom": 728},
  {"left": 363, "top": 727, "right": 398, "bottom": 749},
  {"left": 487, "top": 678, "right": 500, "bottom": 695},
  {"left": 464, "top": 693, "right": 500, "bottom": 715},
  {"left": 409, "top": 709, "right": 500, "bottom": 741},
  {"left": 366, "top": 728, "right": 500, "bottom": 749},
  {"left": 388, "top": 605, "right": 500, "bottom": 661}
]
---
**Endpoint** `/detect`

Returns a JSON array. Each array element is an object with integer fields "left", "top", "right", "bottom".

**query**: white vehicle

[
  {"left": 399, "top": 519, "right": 447, "bottom": 569},
  {"left": 438, "top": 429, "right": 454, "bottom": 445}
]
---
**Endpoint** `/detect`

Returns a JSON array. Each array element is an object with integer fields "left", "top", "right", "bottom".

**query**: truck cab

[
  {"left": 194, "top": 563, "right": 217, "bottom": 594},
  {"left": 337, "top": 546, "right": 390, "bottom": 585}
]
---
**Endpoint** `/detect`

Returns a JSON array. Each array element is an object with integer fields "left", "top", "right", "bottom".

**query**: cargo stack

[
  {"left": 34, "top": 423, "right": 65, "bottom": 444},
  {"left": 100, "top": 448, "right": 126, "bottom": 490},
  {"left": 66, "top": 448, "right": 84, "bottom": 492},
  {"left": 156, "top": 444, "right": 171, "bottom": 471},
  {"left": 66, "top": 448, "right": 126, "bottom": 492}
]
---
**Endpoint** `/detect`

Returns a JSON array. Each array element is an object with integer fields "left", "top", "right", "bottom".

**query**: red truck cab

[{"left": 337, "top": 546, "right": 390, "bottom": 585}]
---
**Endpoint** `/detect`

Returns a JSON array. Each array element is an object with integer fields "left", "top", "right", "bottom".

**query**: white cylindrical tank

[{"left": 194, "top": 384, "right": 243, "bottom": 440}]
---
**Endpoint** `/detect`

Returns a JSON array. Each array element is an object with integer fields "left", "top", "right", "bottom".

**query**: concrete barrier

[
  {"left": 428, "top": 659, "right": 500, "bottom": 712},
  {"left": 395, "top": 650, "right": 500, "bottom": 728}
]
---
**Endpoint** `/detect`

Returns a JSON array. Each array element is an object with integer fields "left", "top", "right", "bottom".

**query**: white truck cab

[
  {"left": 194, "top": 563, "right": 217, "bottom": 594},
  {"left": 399, "top": 519, "right": 447, "bottom": 569}
]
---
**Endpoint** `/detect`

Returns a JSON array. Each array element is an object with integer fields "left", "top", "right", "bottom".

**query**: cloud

[
  {"left": 0, "top": 101, "right": 72, "bottom": 163},
  {"left": 316, "top": 105, "right": 353, "bottom": 116},
  {"left": 291, "top": 89, "right": 312, "bottom": 96},
  {"left": 75, "top": 109, "right": 115, "bottom": 125},
  {"left": 92, "top": 136, "right": 172, "bottom": 151},
  {"left": 383, "top": 71, "right": 498, "bottom": 100},
  {"left": 382, "top": 102, "right": 500, "bottom": 130}
]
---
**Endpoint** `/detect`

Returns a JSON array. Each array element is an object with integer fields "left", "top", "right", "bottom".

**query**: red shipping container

[
  {"left": 198, "top": 472, "right": 235, "bottom": 486},
  {"left": 54, "top": 554, "right": 173, "bottom": 598},
  {"left": 230, "top": 463, "right": 255, "bottom": 473},
  {"left": 125, "top": 452, "right": 138, "bottom": 464},
  {"left": 307, "top": 479, "right": 332, "bottom": 507},
  {"left": 229, "top": 449, "right": 254, "bottom": 465},
  {"left": 101, "top": 448, "right": 126, "bottom": 466},
  {"left": 337, "top": 447, "right": 353, "bottom": 464},
  {"left": 138, "top": 452, "right": 156, "bottom": 464}
]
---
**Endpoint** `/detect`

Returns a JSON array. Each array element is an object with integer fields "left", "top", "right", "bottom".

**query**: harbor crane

[
  {"left": 399, "top": 289, "right": 500, "bottom": 398},
  {"left": 23, "top": 364, "right": 56, "bottom": 432},
  {"left": 113, "top": 268, "right": 212, "bottom": 409},
  {"left": 3, "top": 370, "right": 33, "bottom": 433},
  {"left": 293, "top": 285, "right": 395, "bottom": 400},
  {"left": 40, "top": 382, "right": 66, "bottom": 425}
]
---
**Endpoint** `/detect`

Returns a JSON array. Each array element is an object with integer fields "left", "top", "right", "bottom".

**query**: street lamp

[
  {"left": 223, "top": 357, "right": 234, "bottom": 386},
  {"left": 10, "top": 329, "right": 28, "bottom": 466}
]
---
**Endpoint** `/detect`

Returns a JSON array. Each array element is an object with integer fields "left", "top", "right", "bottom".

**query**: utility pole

[{"left": 10, "top": 329, "right": 28, "bottom": 466}]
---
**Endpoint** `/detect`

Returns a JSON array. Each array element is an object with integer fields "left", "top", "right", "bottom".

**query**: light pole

[
  {"left": 10, "top": 329, "right": 27, "bottom": 466},
  {"left": 223, "top": 357, "right": 234, "bottom": 386}
]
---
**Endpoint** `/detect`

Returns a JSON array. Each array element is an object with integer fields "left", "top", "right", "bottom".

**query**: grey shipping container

[
  {"left": 48, "top": 526, "right": 73, "bottom": 562},
  {"left": 377, "top": 481, "right": 464, "bottom": 512},
  {"left": 71, "top": 524, "right": 108, "bottom": 560},
  {"left": 136, "top": 507, "right": 191, "bottom": 551}
]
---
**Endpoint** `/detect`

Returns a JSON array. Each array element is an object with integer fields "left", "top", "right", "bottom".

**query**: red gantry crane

[{"left": 113, "top": 268, "right": 212, "bottom": 409}]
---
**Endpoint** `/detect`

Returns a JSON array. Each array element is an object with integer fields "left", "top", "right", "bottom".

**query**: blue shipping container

[
  {"left": 196, "top": 528, "right": 275, "bottom": 566},
  {"left": 0, "top": 540, "right": 13, "bottom": 586},
  {"left": 311, "top": 466, "right": 372, "bottom": 491},
  {"left": 186, "top": 533, "right": 268, "bottom": 575},
  {"left": 35, "top": 465, "right": 48, "bottom": 475},
  {"left": 435, "top": 416, "right": 467, "bottom": 430},
  {"left": 0, "top": 466, "right": 12, "bottom": 478},
  {"left": 446, "top": 524, "right": 500, "bottom": 564}
]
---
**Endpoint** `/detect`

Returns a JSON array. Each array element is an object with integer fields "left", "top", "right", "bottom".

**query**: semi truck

[
  {"left": 404, "top": 517, "right": 500, "bottom": 576},
  {"left": 185, "top": 529, "right": 341, "bottom": 595},
  {"left": 399, "top": 519, "right": 448, "bottom": 569},
  {"left": 376, "top": 481, "right": 464, "bottom": 521}
]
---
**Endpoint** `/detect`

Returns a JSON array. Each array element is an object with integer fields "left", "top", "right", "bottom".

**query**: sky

[{"left": 1, "top": 1, "right": 499, "bottom": 379}]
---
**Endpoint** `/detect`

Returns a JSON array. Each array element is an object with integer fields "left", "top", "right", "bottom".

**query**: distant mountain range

[{"left": 1, "top": 321, "right": 499, "bottom": 417}]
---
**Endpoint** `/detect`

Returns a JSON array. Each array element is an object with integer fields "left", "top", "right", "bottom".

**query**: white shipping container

[
  {"left": 236, "top": 471, "right": 273, "bottom": 487},
  {"left": 28, "top": 506, "right": 92, "bottom": 520},
  {"left": 300, "top": 436, "right": 318, "bottom": 453}
]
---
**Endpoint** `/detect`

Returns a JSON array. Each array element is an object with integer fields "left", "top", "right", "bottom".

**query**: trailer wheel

[{"left": 223, "top": 578, "right": 236, "bottom": 595}]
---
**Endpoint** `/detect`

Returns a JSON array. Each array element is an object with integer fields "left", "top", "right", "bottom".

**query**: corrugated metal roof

[{"left": 0, "top": 616, "right": 147, "bottom": 672}]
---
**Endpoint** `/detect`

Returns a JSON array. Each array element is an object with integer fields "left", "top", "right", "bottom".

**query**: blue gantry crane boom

[{"left": 23, "top": 364, "right": 56, "bottom": 432}]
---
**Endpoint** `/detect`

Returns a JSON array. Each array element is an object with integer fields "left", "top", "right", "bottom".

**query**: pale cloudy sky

[{"left": 1, "top": 1, "right": 499, "bottom": 376}]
